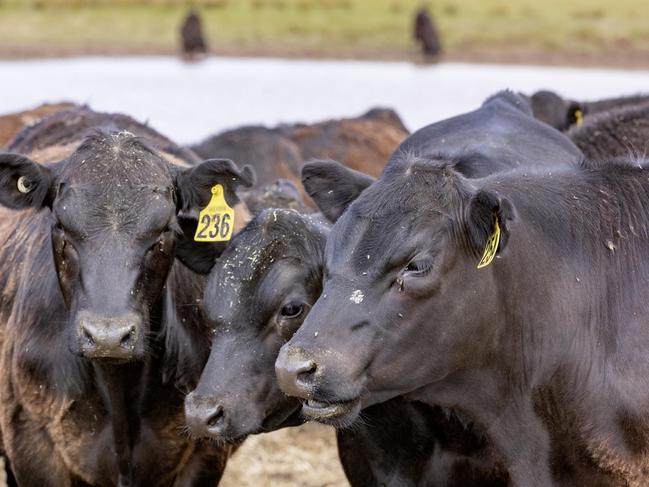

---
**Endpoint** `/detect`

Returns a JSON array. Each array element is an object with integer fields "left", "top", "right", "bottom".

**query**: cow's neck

[{"left": 95, "top": 361, "right": 149, "bottom": 486}]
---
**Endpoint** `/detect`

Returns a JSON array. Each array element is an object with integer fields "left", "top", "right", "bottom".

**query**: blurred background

[
  {"left": 1, "top": 0, "right": 648, "bottom": 64},
  {"left": 1, "top": 0, "right": 649, "bottom": 146}
]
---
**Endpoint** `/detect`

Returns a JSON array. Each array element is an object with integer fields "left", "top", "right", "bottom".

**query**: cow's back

[
  {"left": 568, "top": 102, "right": 649, "bottom": 160},
  {"left": 0, "top": 103, "right": 78, "bottom": 150},
  {"left": 8, "top": 107, "right": 201, "bottom": 167},
  {"left": 392, "top": 94, "right": 583, "bottom": 177}
]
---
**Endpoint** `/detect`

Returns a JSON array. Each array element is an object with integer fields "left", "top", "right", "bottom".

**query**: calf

[
  {"left": 0, "top": 108, "right": 254, "bottom": 486},
  {"left": 277, "top": 154, "right": 649, "bottom": 486},
  {"left": 185, "top": 208, "right": 328, "bottom": 442}
]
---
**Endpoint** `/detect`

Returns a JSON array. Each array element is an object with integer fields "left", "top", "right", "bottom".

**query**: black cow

[
  {"left": 568, "top": 102, "right": 649, "bottom": 160},
  {"left": 0, "top": 108, "right": 254, "bottom": 485},
  {"left": 414, "top": 8, "right": 443, "bottom": 58},
  {"left": 277, "top": 153, "right": 649, "bottom": 485},
  {"left": 185, "top": 208, "right": 327, "bottom": 442},
  {"left": 525, "top": 89, "right": 649, "bottom": 132},
  {"left": 180, "top": 10, "right": 208, "bottom": 56},
  {"left": 184, "top": 202, "right": 508, "bottom": 485}
]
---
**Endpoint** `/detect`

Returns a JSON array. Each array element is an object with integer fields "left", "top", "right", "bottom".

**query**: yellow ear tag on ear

[
  {"left": 574, "top": 109, "right": 584, "bottom": 126},
  {"left": 477, "top": 218, "right": 500, "bottom": 269},
  {"left": 193, "top": 184, "right": 235, "bottom": 242}
]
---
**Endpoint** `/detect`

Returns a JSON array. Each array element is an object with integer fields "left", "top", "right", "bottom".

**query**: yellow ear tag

[
  {"left": 193, "top": 184, "right": 235, "bottom": 242},
  {"left": 477, "top": 218, "right": 500, "bottom": 269},
  {"left": 574, "top": 109, "right": 584, "bottom": 126}
]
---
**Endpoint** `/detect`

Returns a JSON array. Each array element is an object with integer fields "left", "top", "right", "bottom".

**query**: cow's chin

[
  {"left": 260, "top": 404, "right": 304, "bottom": 432},
  {"left": 301, "top": 397, "right": 362, "bottom": 428}
]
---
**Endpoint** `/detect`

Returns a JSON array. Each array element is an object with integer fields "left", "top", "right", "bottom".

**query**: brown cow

[
  {"left": 0, "top": 102, "right": 77, "bottom": 149},
  {"left": 190, "top": 108, "right": 410, "bottom": 207}
]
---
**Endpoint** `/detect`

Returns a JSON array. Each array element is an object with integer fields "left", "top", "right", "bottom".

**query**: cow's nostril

[
  {"left": 276, "top": 349, "right": 320, "bottom": 398},
  {"left": 82, "top": 327, "right": 96, "bottom": 345},
  {"left": 120, "top": 326, "right": 136, "bottom": 347},
  {"left": 206, "top": 406, "right": 224, "bottom": 428},
  {"left": 297, "top": 360, "right": 318, "bottom": 384}
]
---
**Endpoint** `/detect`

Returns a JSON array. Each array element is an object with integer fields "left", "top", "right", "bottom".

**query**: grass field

[{"left": 1, "top": 0, "right": 649, "bottom": 64}]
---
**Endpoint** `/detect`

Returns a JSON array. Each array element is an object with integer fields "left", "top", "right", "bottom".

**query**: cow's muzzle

[{"left": 75, "top": 311, "right": 142, "bottom": 361}]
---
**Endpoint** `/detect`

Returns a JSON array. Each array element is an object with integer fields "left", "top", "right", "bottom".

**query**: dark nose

[
  {"left": 184, "top": 392, "right": 225, "bottom": 438},
  {"left": 76, "top": 313, "right": 140, "bottom": 360},
  {"left": 275, "top": 346, "right": 318, "bottom": 399}
]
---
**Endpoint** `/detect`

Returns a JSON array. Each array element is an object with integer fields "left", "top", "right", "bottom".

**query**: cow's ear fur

[
  {"left": 302, "top": 159, "right": 375, "bottom": 223},
  {"left": 465, "top": 189, "right": 514, "bottom": 258},
  {"left": 173, "top": 158, "right": 256, "bottom": 274},
  {"left": 0, "top": 153, "right": 55, "bottom": 209}
]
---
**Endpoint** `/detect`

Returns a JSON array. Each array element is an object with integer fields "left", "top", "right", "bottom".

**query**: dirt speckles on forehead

[
  {"left": 54, "top": 130, "right": 176, "bottom": 236},
  {"left": 205, "top": 209, "right": 327, "bottom": 321},
  {"left": 60, "top": 131, "right": 173, "bottom": 184}
]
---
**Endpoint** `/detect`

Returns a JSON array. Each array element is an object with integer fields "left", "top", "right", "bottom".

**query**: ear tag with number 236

[{"left": 194, "top": 184, "right": 235, "bottom": 242}]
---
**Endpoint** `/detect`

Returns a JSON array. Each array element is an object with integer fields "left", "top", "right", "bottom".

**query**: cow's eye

[
  {"left": 404, "top": 258, "right": 433, "bottom": 276},
  {"left": 280, "top": 301, "right": 304, "bottom": 319}
]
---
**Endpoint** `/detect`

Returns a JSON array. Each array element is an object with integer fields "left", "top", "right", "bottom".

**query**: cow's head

[
  {"left": 276, "top": 156, "right": 515, "bottom": 426},
  {"left": 0, "top": 131, "right": 254, "bottom": 362},
  {"left": 185, "top": 208, "right": 329, "bottom": 442},
  {"left": 528, "top": 90, "right": 584, "bottom": 131}
]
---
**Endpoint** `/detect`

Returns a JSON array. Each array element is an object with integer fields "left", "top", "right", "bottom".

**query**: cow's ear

[
  {"left": 567, "top": 102, "right": 584, "bottom": 128},
  {"left": 175, "top": 158, "right": 255, "bottom": 212},
  {"left": 465, "top": 189, "right": 515, "bottom": 263},
  {"left": 0, "top": 153, "right": 55, "bottom": 210},
  {"left": 173, "top": 158, "right": 255, "bottom": 274},
  {"left": 302, "top": 159, "right": 375, "bottom": 223}
]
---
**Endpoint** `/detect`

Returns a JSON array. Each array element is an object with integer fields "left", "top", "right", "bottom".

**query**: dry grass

[
  {"left": 0, "top": 425, "right": 347, "bottom": 486},
  {"left": 220, "top": 423, "right": 348, "bottom": 487},
  {"left": 0, "top": 0, "right": 648, "bottom": 62}
]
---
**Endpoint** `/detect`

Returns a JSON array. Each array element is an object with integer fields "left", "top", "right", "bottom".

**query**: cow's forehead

[
  {"left": 212, "top": 214, "right": 310, "bottom": 290},
  {"left": 206, "top": 211, "right": 325, "bottom": 322},
  {"left": 327, "top": 171, "right": 454, "bottom": 272},
  {"left": 52, "top": 133, "right": 176, "bottom": 234},
  {"left": 59, "top": 131, "right": 173, "bottom": 187}
]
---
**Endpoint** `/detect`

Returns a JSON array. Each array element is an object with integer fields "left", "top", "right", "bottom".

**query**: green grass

[{"left": 0, "top": 0, "right": 648, "bottom": 59}]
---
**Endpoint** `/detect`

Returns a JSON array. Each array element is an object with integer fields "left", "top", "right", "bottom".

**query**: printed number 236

[{"left": 196, "top": 213, "right": 231, "bottom": 240}]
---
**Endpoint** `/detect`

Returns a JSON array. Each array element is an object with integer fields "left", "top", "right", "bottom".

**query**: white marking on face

[{"left": 350, "top": 289, "right": 364, "bottom": 304}]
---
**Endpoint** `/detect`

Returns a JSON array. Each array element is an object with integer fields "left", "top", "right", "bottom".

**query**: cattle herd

[{"left": 0, "top": 88, "right": 649, "bottom": 486}]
